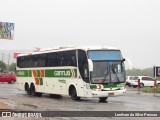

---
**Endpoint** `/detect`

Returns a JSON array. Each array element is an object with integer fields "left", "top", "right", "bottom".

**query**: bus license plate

[{"left": 108, "top": 92, "right": 114, "bottom": 96}]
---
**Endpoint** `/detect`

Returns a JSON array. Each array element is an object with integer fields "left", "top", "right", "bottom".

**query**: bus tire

[
  {"left": 99, "top": 97, "right": 108, "bottom": 102},
  {"left": 30, "top": 84, "right": 42, "bottom": 97},
  {"left": 71, "top": 87, "right": 80, "bottom": 100},
  {"left": 25, "top": 83, "right": 30, "bottom": 95},
  {"left": 30, "top": 84, "right": 36, "bottom": 96}
]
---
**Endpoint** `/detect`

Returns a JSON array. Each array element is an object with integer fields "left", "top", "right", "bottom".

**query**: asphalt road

[{"left": 0, "top": 82, "right": 160, "bottom": 120}]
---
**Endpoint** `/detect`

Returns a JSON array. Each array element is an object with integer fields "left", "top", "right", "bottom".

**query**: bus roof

[{"left": 17, "top": 46, "right": 120, "bottom": 57}]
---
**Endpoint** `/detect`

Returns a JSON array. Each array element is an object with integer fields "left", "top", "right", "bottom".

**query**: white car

[
  {"left": 130, "top": 76, "right": 160, "bottom": 88},
  {"left": 126, "top": 76, "right": 137, "bottom": 87}
]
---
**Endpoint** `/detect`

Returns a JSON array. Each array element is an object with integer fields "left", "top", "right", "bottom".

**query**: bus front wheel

[
  {"left": 71, "top": 88, "right": 80, "bottom": 100},
  {"left": 99, "top": 97, "right": 108, "bottom": 102}
]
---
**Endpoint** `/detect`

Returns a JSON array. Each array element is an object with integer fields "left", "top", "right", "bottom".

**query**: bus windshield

[{"left": 88, "top": 50, "right": 126, "bottom": 84}]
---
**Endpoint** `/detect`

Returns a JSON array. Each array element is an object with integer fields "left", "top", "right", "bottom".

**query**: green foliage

[
  {"left": 0, "top": 60, "right": 7, "bottom": 70},
  {"left": 143, "top": 87, "right": 160, "bottom": 93},
  {"left": 126, "top": 68, "right": 160, "bottom": 80},
  {"left": 126, "top": 68, "right": 154, "bottom": 77},
  {"left": 9, "top": 62, "right": 16, "bottom": 72}
]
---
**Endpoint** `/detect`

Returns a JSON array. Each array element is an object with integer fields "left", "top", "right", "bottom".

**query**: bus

[{"left": 16, "top": 46, "right": 126, "bottom": 102}]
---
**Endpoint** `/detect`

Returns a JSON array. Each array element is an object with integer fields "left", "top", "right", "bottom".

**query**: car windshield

[
  {"left": 133, "top": 77, "right": 139, "bottom": 80},
  {"left": 91, "top": 61, "right": 125, "bottom": 84},
  {"left": 130, "top": 77, "right": 135, "bottom": 80}
]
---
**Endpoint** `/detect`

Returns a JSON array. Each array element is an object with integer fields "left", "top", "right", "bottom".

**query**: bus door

[{"left": 78, "top": 50, "right": 90, "bottom": 97}]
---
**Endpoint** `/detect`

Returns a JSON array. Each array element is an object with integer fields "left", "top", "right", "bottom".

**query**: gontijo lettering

[{"left": 54, "top": 70, "right": 70, "bottom": 77}]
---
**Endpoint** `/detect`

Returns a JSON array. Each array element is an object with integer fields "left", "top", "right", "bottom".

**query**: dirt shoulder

[{"left": 0, "top": 100, "right": 12, "bottom": 109}]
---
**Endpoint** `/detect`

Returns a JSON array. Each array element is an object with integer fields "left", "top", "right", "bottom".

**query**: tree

[
  {"left": 0, "top": 60, "right": 7, "bottom": 71},
  {"left": 8, "top": 62, "right": 16, "bottom": 72},
  {"left": 126, "top": 68, "right": 154, "bottom": 77}
]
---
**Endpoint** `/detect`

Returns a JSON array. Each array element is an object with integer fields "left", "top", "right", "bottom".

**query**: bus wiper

[
  {"left": 111, "top": 65, "right": 120, "bottom": 83},
  {"left": 103, "top": 65, "right": 109, "bottom": 83}
]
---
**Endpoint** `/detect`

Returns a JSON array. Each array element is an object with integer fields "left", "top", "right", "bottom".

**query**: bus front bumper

[{"left": 90, "top": 88, "right": 126, "bottom": 98}]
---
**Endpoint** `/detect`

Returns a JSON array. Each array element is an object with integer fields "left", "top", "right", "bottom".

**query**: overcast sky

[{"left": 0, "top": 0, "right": 160, "bottom": 69}]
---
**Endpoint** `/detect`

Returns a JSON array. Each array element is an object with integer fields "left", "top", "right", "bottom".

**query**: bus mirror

[{"left": 88, "top": 59, "right": 93, "bottom": 71}]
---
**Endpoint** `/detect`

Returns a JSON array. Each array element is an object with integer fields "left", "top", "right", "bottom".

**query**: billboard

[
  {"left": 0, "top": 22, "right": 15, "bottom": 40},
  {"left": 153, "top": 66, "right": 160, "bottom": 77},
  {"left": 13, "top": 53, "right": 21, "bottom": 59}
]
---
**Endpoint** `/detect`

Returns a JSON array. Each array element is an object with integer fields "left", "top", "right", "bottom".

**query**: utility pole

[
  {"left": 1, "top": 53, "right": 4, "bottom": 62},
  {"left": 7, "top": 53, "right": 10, "bottom": 71}
]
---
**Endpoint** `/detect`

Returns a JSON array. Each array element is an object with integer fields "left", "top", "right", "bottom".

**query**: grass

[{"left": 143, "top": 87, "right": 160, "bottom": 93}]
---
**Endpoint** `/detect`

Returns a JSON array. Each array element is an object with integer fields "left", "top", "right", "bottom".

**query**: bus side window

[
  {"left": 60, "top": 56, "right": 65, "bottom": 66},
  {"left": 70, "top": 56, "right": 76, "bottom": 66},
  {"left": 78, "top": 50, "right": 89, "bottom": 83},
  {"left": 17, "top": 57, "right": 22, "bottom": 68},
  {"left": 66, "top": 51, "right": 77, "bottom": 67},
  {"left": 46, "top": 53, "right": 58, "bottom": 67},
  {"left": 38, "top": 54, "right": 46, "bottom": 67}
]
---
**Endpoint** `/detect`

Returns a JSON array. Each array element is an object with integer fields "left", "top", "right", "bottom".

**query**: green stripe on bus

[
  {"left": 28, "top": 70, "right": 32, "bottom": 77},
  {"left": 39, "top": 78, "right": 43, "bottom": 85},
  {"left": 16, "top": 69, "right": 77, "bottom": 78},
  {"left": 45, "top": 69, "right": 77, "bottom": 78},
  {"left": 16, "top": 70, "right": 32, "bottom": 77},
  {"left": 90, "top": 84, "right": 125, "bottom": 89},
  {"left": 37, "top": 70, "right": 41, "bottom": 77}
]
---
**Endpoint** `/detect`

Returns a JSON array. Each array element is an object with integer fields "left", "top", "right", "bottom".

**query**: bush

[{"left": 143, "top": 87, "right": 160, "bottom": 93}]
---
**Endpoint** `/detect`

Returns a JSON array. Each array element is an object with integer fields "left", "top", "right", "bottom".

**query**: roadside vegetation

[
  {"left": 126, "top": 68, "right": 160, "bottom": 93},
  {"left": 143, "top": 87, "right": 160, "bottom": 93},
  {"left": 126, "top": 68, "right": 160, "bottom": 80},
  {"left": 0, "top": 60, "right": 16, "bottom": 72}
]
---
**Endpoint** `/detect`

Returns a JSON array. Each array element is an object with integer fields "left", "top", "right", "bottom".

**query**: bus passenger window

[
  {"left": 70, "top": 56, "right": 76, "bottom": 66},
  {"left": 60, "top": 57, "right": 65, "bottom": 66}
]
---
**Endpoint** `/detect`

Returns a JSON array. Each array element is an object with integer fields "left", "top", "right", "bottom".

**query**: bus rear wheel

[
  {"left": 30, "top": 84, "right": 42, "bottom": 97},
  {"left": 71, "top": 88, "right": 80, "bottom": 100},
  {"left": 30, "top": 84, "right": 36, "bottom": 96},
  {"left": 99, "top": 97, "right": 108, "bottom": 102},
  {"left": 25, "top": 84, "right": 30, "bottom": 95}
]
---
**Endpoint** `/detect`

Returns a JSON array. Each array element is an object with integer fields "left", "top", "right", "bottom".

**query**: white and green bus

[{"left": 16, "top": 46, "right": 126, "bottom": 102}]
